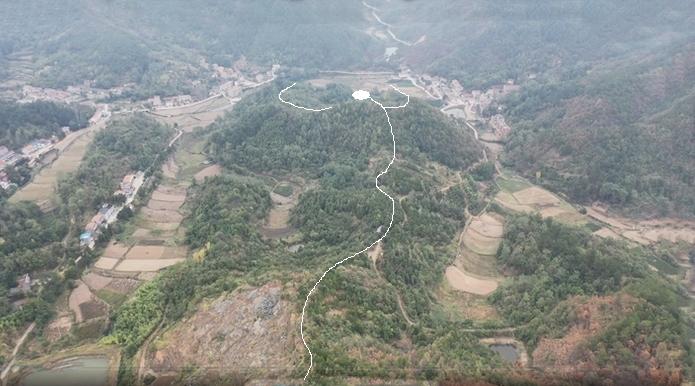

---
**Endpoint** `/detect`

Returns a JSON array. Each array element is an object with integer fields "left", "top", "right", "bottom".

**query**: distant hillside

[
  {"left": 503, "top": 42, "right": 695, "bottom": 216},
  {"left": 0, "top": 1, "right": 384, "bottom": 94},
  {"left": 208, "top": 84, "right": 482, "bottom": 173},
  {"left": 378, "top": 0, "right": 694, "bottom": 88}
]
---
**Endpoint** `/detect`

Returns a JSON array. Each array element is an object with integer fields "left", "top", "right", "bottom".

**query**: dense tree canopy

[
  {"left": 0, "top": 101, "right": 93, "bottom": 149},
  {"left": 208, "top": 84, "right": 482, "bottom": 173},
  {"left": 503, "top": 42, "right": 695, "bottom": 216}
]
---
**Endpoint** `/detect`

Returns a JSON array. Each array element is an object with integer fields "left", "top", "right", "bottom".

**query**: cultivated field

[
  {"left": 495, "top": 177, "right": 587, "bottom": 225},
  {"left": 10, "top": 122, "right": 103, "bottom": 203},
  {"left": 148, "top": 95, "right": 233, "bottom": 132},
  {"left": 444, "top": 266, "right": 498, "bottom": 296},
  {"left": 68, "top": 281, "right": 107, "bottom": 323},
  {"left": 445, "top": 212, "right": 503, "bottom": 296},
  {"left": 193, "top": 164, "right": 221, "bottom": 182},
  {"left": 588, "top": 206, "right": 695, "bottom": 245},
  {"left": 307, "top": 72, "right": 433, "bottom": 100},
  {"left": 261, "top": 182, "right": 303, "bottom": 239}
]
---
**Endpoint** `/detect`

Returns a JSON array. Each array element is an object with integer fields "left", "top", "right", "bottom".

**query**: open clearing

[
  {"left": 82, "top": 272, "right": 113, "bottom": 291},
  {"left": 143, "top": 282, "right": 297, "bottom": 379},
  {"left": 588, "top": 205, "right": 695, "bottom": 245},
  {"left": 69, "top": 281, "right": 107, "bottom": 323},
  {"left": 495, "top": 178, "right": 586, "bottom": 226},
  {"left": 469, "top": 214, "right": 504, "bottom": 238},
  {"left": 445, "top": 266, "right": 498, "bottom": 296},
  {"left": 462, "top": 229, "right": 501, "bottom": 256},
  {"left": 149, "top": 95, "right": 233, "bottom": 132},
  {"left": 162, "top": 157, "right": 179, "bottom": 179},
  {"left": 513, "top": 186, "right": 560, "bottom": 206},
  {"left": 151, "top": 191, "right": 186, "bottom": 202},
  {"left": 436, "top": 283, "right": 500, "bottom": 321},
  {"left": 125, "top": 245, "right": 166, "bottom": 260},
  {"left": 102, "top": 242, "right": 130, "bottom": 259},
  {"left": 141, "top": 207, "right": 184, "bottom": 223},
  {"left": 308, "top": 72, "right": 433, "bottom": 100},
  {"left": 146, "top": 199, "right": 182, "bottom": 211},
  {"left": 261, "top": 183, "right": 303, "bottom": 239},
  {"left": 446, "top": 211, "right": 503, "bottom": 295},
  {"left": 94, "top": 257, "right": 120, "bottom": 270},
  {"left": 193, "top": 164, "right": 221, "bottom": 182},
  {"left": 114, "top": 259, "right": 184, "bottom": 272}
]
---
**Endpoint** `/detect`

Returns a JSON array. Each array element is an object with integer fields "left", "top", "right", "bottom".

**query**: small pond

[
  {"left": 21, "top": 356, "right": 109, "bottom": 386},
  {"left": 489, "top": 344, "right": 519, "bottom": 363}
]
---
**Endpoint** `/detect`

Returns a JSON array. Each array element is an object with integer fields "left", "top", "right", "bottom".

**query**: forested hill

[
  {"left": 0, "top": 101, "right": 93, "bottom": 149},
  {"left": 207, "top": 84, "right": 482, "bottom": 173},
  {"left": 503, "top": 42, "right": 695, "bottom": 217},
  {"left": 0, "top": 0, "right": 382, "bottom": 92}
]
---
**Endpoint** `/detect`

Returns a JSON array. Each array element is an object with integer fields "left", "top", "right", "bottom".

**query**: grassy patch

[
  {"left": 387, "top": 79, "right": 413, "bottom": 87},
  {"left": 72, "top": 319, "right": 105, "bottom": 341},
  {"left": 96, "top": 289, "right": 128, "bottom": 308},
  {"left": 496, "top": 178, "right": 532, "bottom": 193},
  {"left": 273, "top": 184, "right": 294, "bottom": 197},
  {"left": 645, "top": 254, "right": 682, "bottom": 276},
  {"left": 584, "top": 221, "right": 603, "bottom": 232}
]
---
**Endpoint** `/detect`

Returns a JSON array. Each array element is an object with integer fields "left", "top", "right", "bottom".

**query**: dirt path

[
  {"left": 396, "top": 295, "right": 415, "bottom": 326},
  {"left": 136, "top": 315, "right": 166, "bottom": 380},
  {"left": 0, "top": 322, "right": 35, "bottom": 384},
  {"left": 362, "top": 1, "right": 414, "bottom": 47},
  {"left": 367, "top": 241, "right": 415, "bottom": 326}
]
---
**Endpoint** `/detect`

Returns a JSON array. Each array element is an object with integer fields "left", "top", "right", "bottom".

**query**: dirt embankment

[
  {"left": 143, "top": 282, "right": 299, "bottom": 382},
  {"left": 446, "top": 213, "right": 503, "bottom": 295}
]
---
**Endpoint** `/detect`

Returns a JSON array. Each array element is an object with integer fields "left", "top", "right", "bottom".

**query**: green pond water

[
  {"left": 21, "top": 356, "right": 109, "bottom": 386},
  {"left": 489, "top": 344, "right": 519, "bottom": 363}
]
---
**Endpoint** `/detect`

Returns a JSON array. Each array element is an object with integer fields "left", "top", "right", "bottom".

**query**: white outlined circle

[{"left": 352, "top": 90, "right": 370, "bottom": 100}]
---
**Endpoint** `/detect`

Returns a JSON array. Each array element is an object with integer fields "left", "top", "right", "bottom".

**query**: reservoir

[
  {"left": 21, "top": 356, "right": 109, "bottom": 386},
  {"left": 489, "top": 344, "right": 519, "bottom": 363}
]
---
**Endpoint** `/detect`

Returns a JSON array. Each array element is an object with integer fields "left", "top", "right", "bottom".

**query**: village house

[
  {"left": 0, "top": 170, "right": 12, "bottom": 190},
  {"left": 80, "top": 171, "right": 145, "bottom": 249},
  {"left": 9, "top": 274, "right": 33, "bottom": 297},
  {"left": 115, "top": 171, "right": 145, "bottom": 204},
  {"left": 0, "top": 146, "right": 22, "bottom": 169},
  {"left": 21, "top": 139, "right": 55, "bottom": 166},
  {"left": 89, "top": 104, "right": 111, "bottom": 125},
  {"left": 163, "top": 95, "right": 193, "bottom": 107}
]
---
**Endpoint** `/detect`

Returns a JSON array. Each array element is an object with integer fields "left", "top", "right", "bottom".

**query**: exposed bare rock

[{"left": 144, "top": 282, "right": 299, "bottom": 379}]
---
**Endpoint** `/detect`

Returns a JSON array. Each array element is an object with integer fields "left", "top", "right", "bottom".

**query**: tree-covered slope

[
  {"left": 0, "top": 0, "right": 383, "bottom": 92},
  {"left": 503, "top": 42, "right": 695, "bottom": 216},
  {"left": 208, "top": 84, "right": 482, "bottom": 173},
  {"left": 0, "top": 101, "right": 93, "bottom": 149}
]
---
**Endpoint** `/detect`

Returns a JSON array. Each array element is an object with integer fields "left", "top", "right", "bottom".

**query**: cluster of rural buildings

[
  {"left": 145, "top": 95, "right": 194, "bottom": 108},
  {"left": 7, "top": 274, "right": 39, "bottom": 308},
  {"left": 399, "top": 68, "right": 521, "bottom": 141},
  {"left": 19, "top": 82, "right": 133, "bottom": 104},
  {"left": 79, "top": 171, "right": 145, "bottom": 249},
  {"left": 0, "top": 146, "right": 23, "bottom": 189},
  {"left": 0, "top": 139, "right": 58, "bottom": 190}
]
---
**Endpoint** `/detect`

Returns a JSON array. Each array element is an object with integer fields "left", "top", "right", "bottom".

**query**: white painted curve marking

[
  {"left": 278, "top": 84, "right": 409, "bottom": 381},
  {"left": 278, "top": 82, "right": 334, "bottom": 112}
]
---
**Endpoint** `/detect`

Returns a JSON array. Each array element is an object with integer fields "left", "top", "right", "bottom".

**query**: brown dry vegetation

[
  {"left": 533, "top": 295, "right": 639, "bottom": 373},
  {"left": 144, "top": 282, "right": 299, "bottom": 380}
]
